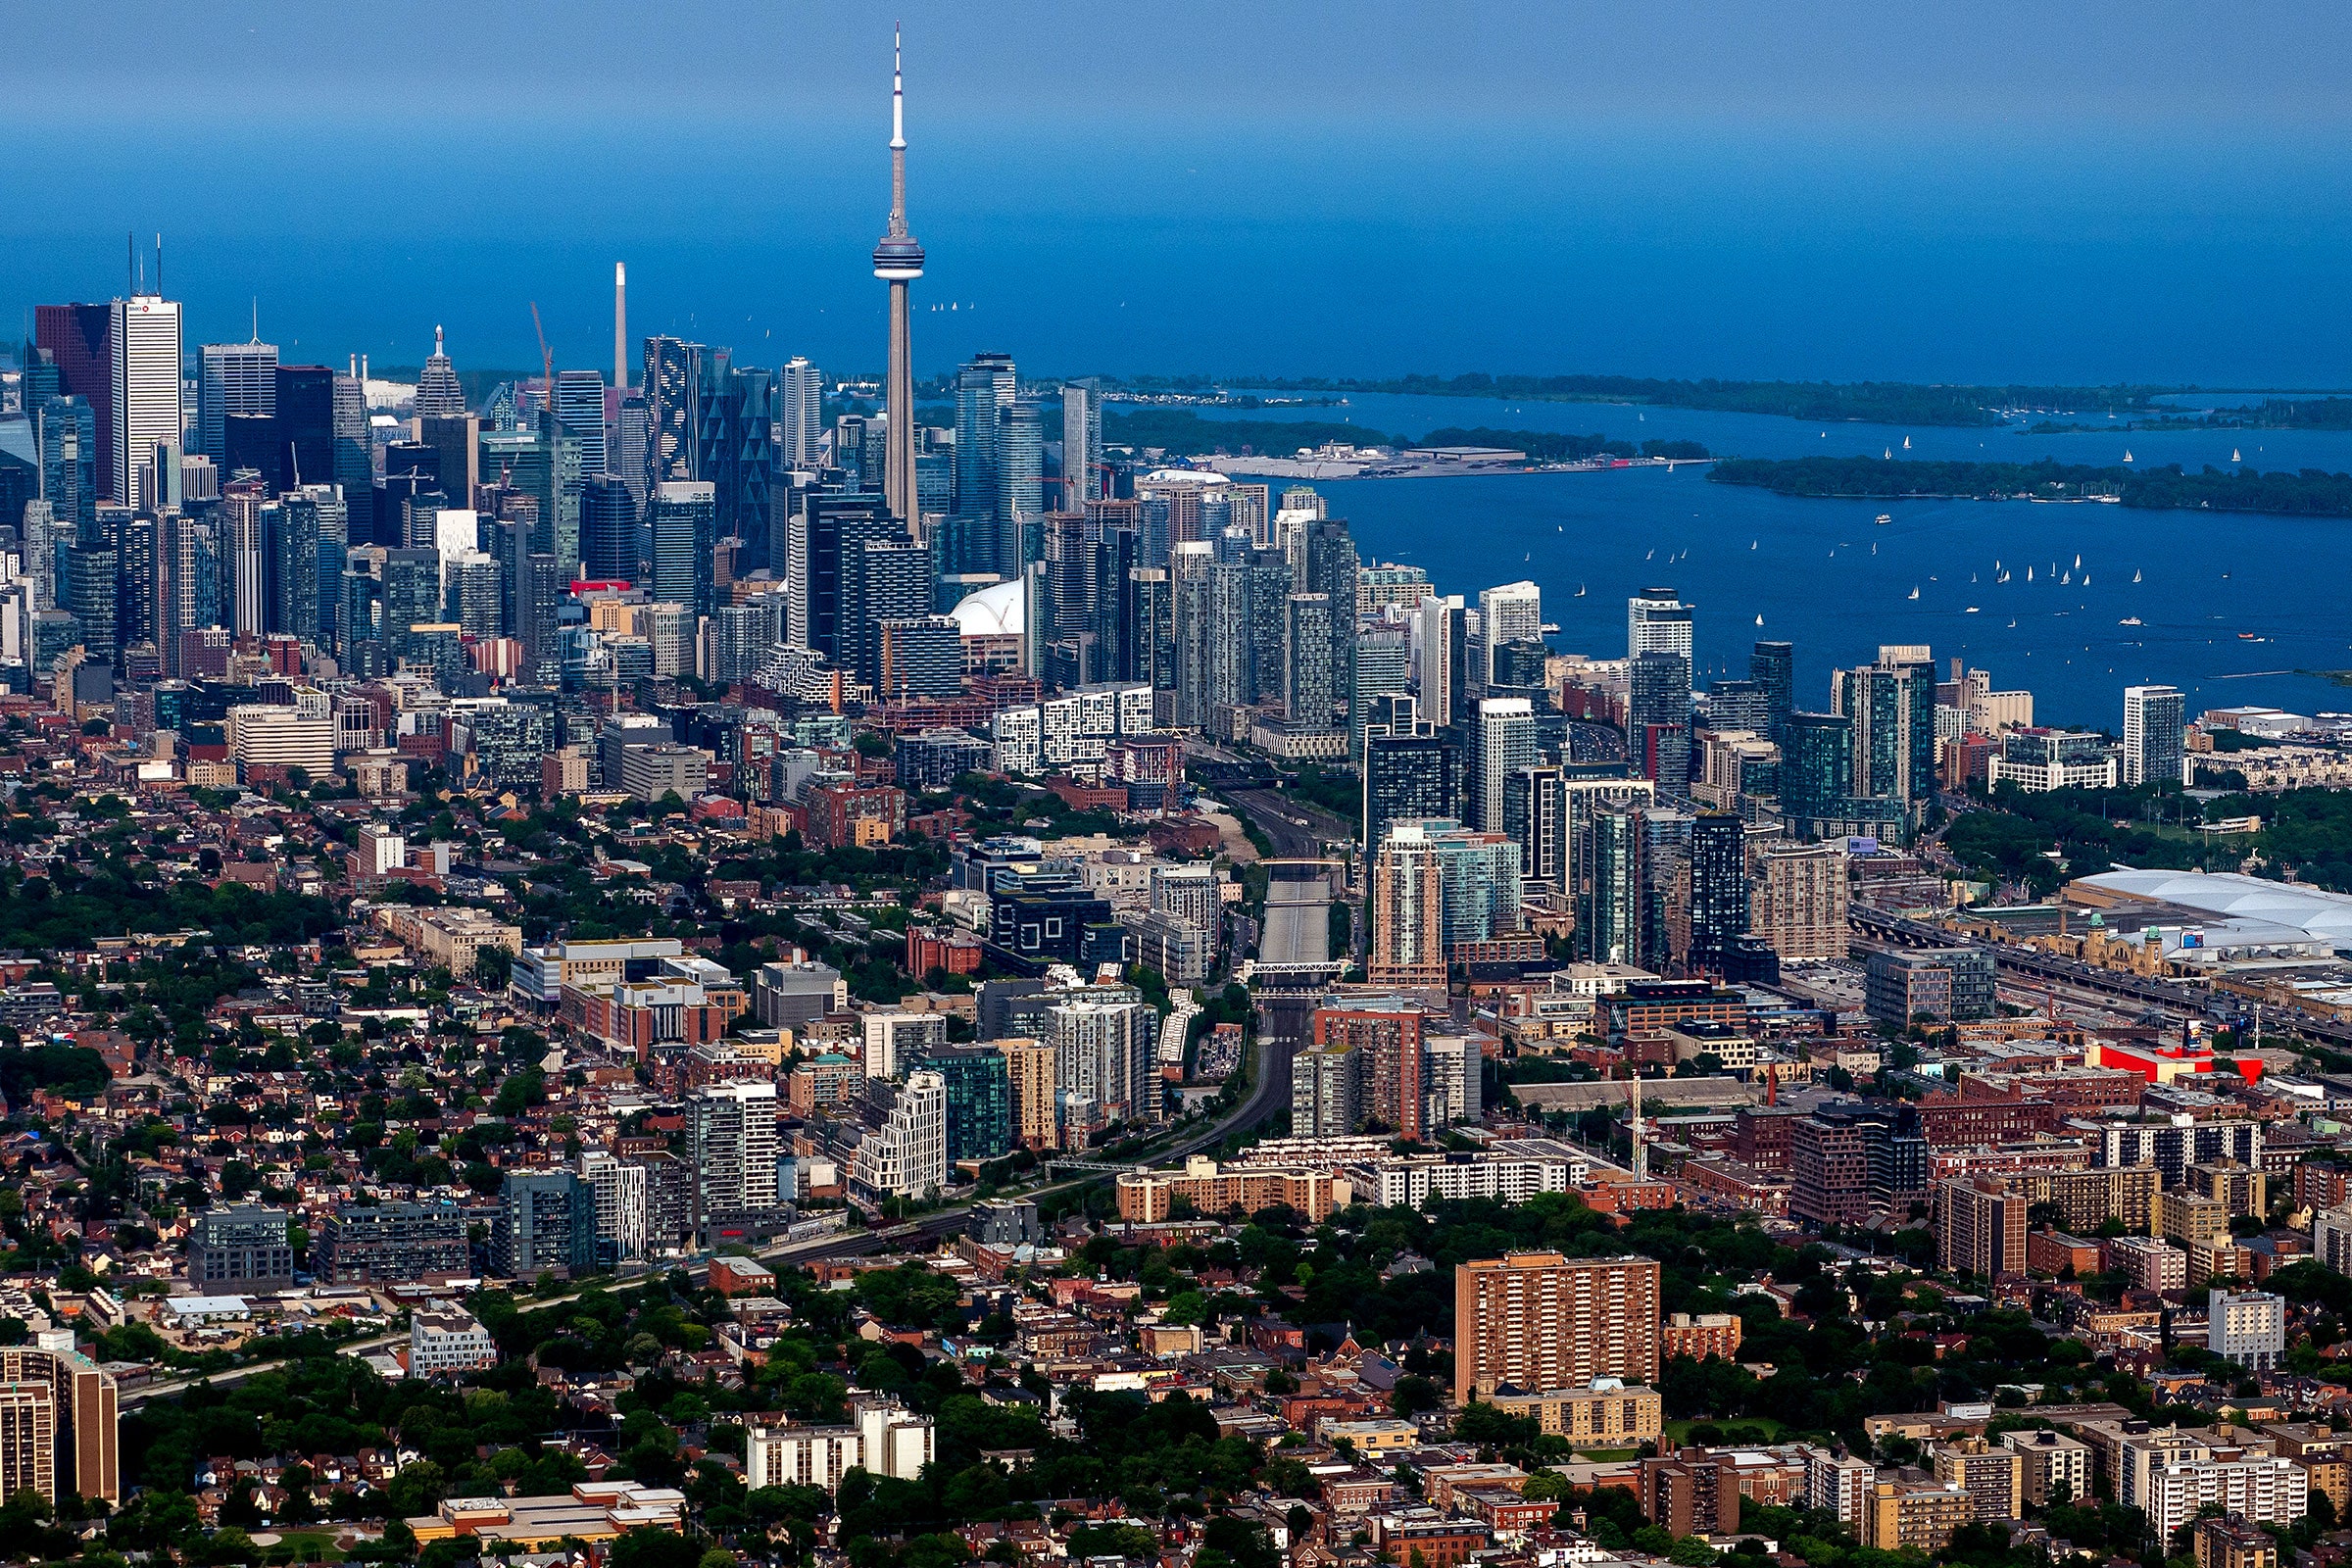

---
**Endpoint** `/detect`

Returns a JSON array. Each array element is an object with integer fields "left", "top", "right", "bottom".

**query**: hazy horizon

[{"left": 11, "top": 2, "right": 2352, "bottom": 386}]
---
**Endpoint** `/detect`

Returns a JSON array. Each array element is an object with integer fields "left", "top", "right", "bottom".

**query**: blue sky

[{"left": 9, "top": 2, "right": 2352, "bottom": 383}]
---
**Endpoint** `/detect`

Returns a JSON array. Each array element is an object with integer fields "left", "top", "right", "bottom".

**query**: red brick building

[
  {"left": 802, "top": 781, "right": 907, "bottom": 851},
  {"left": 1913, "top": 1092, "right": 2059, "bottom": 1150}
]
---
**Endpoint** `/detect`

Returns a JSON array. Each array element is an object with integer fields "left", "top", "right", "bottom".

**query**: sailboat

[
  {"left": 1907, "top": 586, "right": 1919, "bottom": 600},
  {"left": 1971, "top": 572, "right": 1979, "bottom": 582},
  {"left": 1884, "top": 447, "right": 1892, "bottom": 460},
  {"left": 1575, "top": 584, "right": 1586, "bottom": 597},
  {"left": 1998, "top": 569, "right": 2010, "bottom": 582},
  {"left": 2132, "top": 568, "right": 2142, "bottom": 583},
  {"left": 2061, "top": 570, "right": 2072, "bottom": 585},
  {"left": 2026, "top": 566, "right": 2034, "bottom": 581},
  {"left": 2232, "top": 449, "right": 2242, "bottom": 462},
  {"left": 1645, "top": 549, "right": 1654, "bottom": 560},
  {"left": 2008, "top": 619, "right": 2017, "bottom": 627},
  {"left": 1754, "top": 614, "right": 1764, "bottom": 627},
  {"left": 1965, "top": 606, "right": 1980, "bottom": 613},
  {"left": 2123, "top": 450, "right": 2134, "bottom": 463},
  {"left": 1902, "top": 435, "right": 1912, "bottom": 450},
  {"left": 2082, "top": 573, "right": 2090, "bottom": 585},
  {"left": 2074, "top": 554, "right": 2082, "bottom": 569},
  {"left": 1871, "top": 542, "right": 1878, "bottom": 555},
  {"left": 1750, "top": 540, "right": 1758, "bottom": 550}
]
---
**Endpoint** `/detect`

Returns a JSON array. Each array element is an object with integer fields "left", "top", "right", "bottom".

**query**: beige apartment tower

[{"left": 1454, "top": 1252, "right": 1661, "bottom": 1405}]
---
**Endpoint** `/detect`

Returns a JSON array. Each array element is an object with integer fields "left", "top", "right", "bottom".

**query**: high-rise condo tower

[{"left": 872, "top": 27, "right": 924, "bottom": 526}]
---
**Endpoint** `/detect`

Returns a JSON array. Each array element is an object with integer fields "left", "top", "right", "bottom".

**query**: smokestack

[{"left": 614, "top": 262, "right": 627, "bottom": 392}]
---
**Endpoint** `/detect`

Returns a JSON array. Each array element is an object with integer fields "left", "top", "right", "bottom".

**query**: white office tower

[
  {"left": 199, "top": 338, "right": 277, "bottom": 462},
  {"left": 852, "top": 1070, "right": 948, "bottom": 1199},
  {"left": 577, "top": 1148, "right": 649, "bottom": 1263},
  {"left": 1047, "top": 997, "right": 1159, "bottom": 1126},
  {"left": 1628, "top": 587, "right": 1693, "bottom": 662},
  {"left": 780, "top": 358, "right": 824, "bottom": 469},
  {"left": 2123, "top": 684, "right": 2188, "bottom": 786},
  {"left": 112, "top": 294, "right": 184, "bottom": 509},
  {"left": 1479, "top": 579, "right": 1542, "bottom": 683},
  {"left": 555, "top": 369, "right": 608, "bottom": 475},
  {"left": 689, "top": 1081, "right": 780, "bottom": 1229},
  {"left": 1061, "top": 380, "right": 1102, "bottom": 506},
  {"left": 1414, "top": 594, "right": 1464, "bottom": 728}
]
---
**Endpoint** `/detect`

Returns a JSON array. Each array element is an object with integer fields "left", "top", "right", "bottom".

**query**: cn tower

[{"left": 872, "top": 26, "right": 924, "bottom": 526}]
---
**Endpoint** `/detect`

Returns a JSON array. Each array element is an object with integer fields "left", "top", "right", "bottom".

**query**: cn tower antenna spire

[{"left": 873, "top": 23, "right": 924, "bottom": 526}]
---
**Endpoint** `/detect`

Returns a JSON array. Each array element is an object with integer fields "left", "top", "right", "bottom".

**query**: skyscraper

[
  {"left": 646, "top": 481, "right": 717, "bottom": 613},
  {"left": 953, "top": 353, "right": 1015, "bottom": 556},
  {"left": 1465, "top": 697, "right": 1538, "bottom": 833},
  {"left": 110, "top": 293, "right": 183, "bottom": 510},
  {"left": 199, "top": 337, "right": 276, "bottom": 462},
  {"left": 690, "top": 1080, "right": 781, "bottom": 1239},
  {"left": 33, "top": 305, "right": 114, "bottom": 502},
  {"left": 780, "top": 357, "right": 824, "bottom": 470},
  {"left": 555, "top": 369, "right": 608, "bottom": 477},
  {"left": 1363, "top": 713, "right": 1459, "bottom": 854},
  {"left": 1782, "top": 711, "right": 1856, "bottom": 828},
  {"left": 642, "top": 335, "right": 705, "bottom": 506},
  {"left": 1750, "top": 640, "right": 1794, "bottom": 745},
  {"left": 995, "top": 396, "right": 1045, "bottom": 554},
  {"left": 581, "top": 474, "right": 642, "bottom": 583},
  {"left": 872, "top": 28, "right": 924, "bottom": 523},
  {"left": 1685, "top": 811, "right": 1749, "bottom": 977},
  {"left": 1284, "top": 593, "right": 1335, "bottom": 729},
  {"left": 274, "top": 365, "right": 335, "bottom": 490},
  {"left": 1629, "top": 649, "right": 1693, "bottom": 796},
  {"left": 1061, "top": 380, "right": 1102, "bottom": 507},
  {"left": 1480, "top": 580, "right": 1542, "bottom": 685},
  {"left": 1415, "top": 594, "right": 1467, "bottom": 730},
  {"left": 2123, "top": 685, "right": 2187, "bottom": 787},
  {"left": 415, "top": 326, "right": 465, "bottom": 418},
  {"left": 1303, "top": 516, "right": 1359, "bottom": 729},
  {"left": 1628, "top": 587, "right": 1693, "bottom": 662}
]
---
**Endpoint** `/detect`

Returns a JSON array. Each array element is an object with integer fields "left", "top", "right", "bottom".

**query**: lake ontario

[{"left": 1183, "top": 392, "right": 2352, "bottom": 727}]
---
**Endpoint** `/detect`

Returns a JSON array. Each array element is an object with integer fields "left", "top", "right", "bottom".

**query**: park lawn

[{"left": 1663, "top": 1414, "right": 1788, "bottom": 1446}]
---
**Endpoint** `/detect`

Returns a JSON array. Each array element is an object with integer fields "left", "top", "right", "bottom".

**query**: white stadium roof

[
  {"left": 2077, "top": 868, "right": 2352, "bottom": 947},
  {"left": 951, "top": 579, "right": 1024, "bottom": 637}
]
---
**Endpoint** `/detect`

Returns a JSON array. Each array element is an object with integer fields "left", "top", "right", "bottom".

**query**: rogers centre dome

[{"left": 950, "top": 579, "right": 1024, "bottom": 637}]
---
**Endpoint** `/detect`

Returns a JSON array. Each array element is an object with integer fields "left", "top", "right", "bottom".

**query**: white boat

[
  {"left": 2008, "top": 618, "right": 2017, "bottom": 627},
  {"left": 1998, "top": 570, "right": 2009, "bottom": 582},
  {"left": 1875, "top": 513, "right": 1892, "bottom": 524},
  {"left": 1902, "top": 436, "right": 1912, "bottom": 449},
  {"left": 2074, "top": 554, "right": 2082, "bottom": 569},
  {"left": 1575, "top": 584, "right": 1586, "bottom": 597},
  {"left": 1884, "top": 447, "right": 1892, "bottom": 459},
  {"left": 2061, "top": 570, "right": 2071, "bottom": 584},
  {"left": 2124, "top": 450, "right": 2134, "bottom": 462},
  {"left": 1750, "top": 540, "right": 1758, "bottom": 550},
  {"left": 2120, "top": 616, "right": 2142, "bottom": 626},
  {"left": 1907, "top": 586, "right": 1919, "bottom": 600},
  {"left": 2082, "top": 573, "right": 2090, "bottom": 585},
  {"left": 2232, "top": 448, "right": 2242, "bottom": 462},
  {"left": 1754, "top": 614, "right": 1764, "bottom": 626},
  {"left": 1965, "top": 607, "right": 1980, "bottom": 613},
  {"left": 2026, "top": 566, "right": 2034, "bottom": 581},
  {"left": 2132, "top": 568, "right": 2142, "bottom": 582},
  {"left": 1971, "top": 572, "right": 1979, "bottom": 582},
  {"left": 1645, "top": 549, "right": 1654, "bottom": 560}
]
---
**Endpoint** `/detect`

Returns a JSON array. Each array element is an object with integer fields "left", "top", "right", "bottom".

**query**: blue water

[{"left": 1183, "top": 393, "right": 2352, "bottom": 729}]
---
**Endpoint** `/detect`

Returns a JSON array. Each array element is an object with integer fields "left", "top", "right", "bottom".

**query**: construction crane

[{"left": 529, "top": 301, "right": 554, "bottom": 410}]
